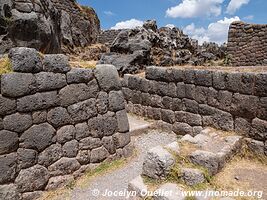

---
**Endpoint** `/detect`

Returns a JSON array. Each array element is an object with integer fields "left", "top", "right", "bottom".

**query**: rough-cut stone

[
  {"left": 3, "top": 113, "right": 32, "bottom": 133},
  {"left": 255, "top": 73, "right": 267, "bottom": 97},
  {"left": 161, "top": 109, "right": 175, "bottom": 124},
  {"left": 234, "top": 118, "right": 251, "bottom": 136},
  {"left": 128, "top": 175, "right": 148, "bottom": 198},
  {"left": 76, "top": 150, "right": 90, "bottom": 165},
  {"left": 96, "top": 91, "right": 109, "bottom": 114},
  {"left": 75, "top": 123, "right": 90, "bottom": 141},
  {"left": 79, "top": 137, "right": 102, "bottom": 150},
  {"left": 20, "top": 123, "right": 55, "bottom": 152},
  {"left": 0, "top": 95, "right": 16, "bottom": 116},
  {"left": 15, "top": 165, "right": 49, "bottom": 192},
  {"left": 87, "top": 79, "right": 100, "bottom": 98},
  {"left": 32, "top": 110, "right": 47, "bottom": 124},
  {"left": 1, "top": 72, "right": 36, "bottom": 97},
  {"left": 153, "top": 183, "right": 185, "bottom": 200},
  {"left": 43, "top": 54, "right": 70, "bottom": 73},
  {"left": 172, "top": 122, "right": 193, "bottom": 135},
  {"left": 0, "top": 184, "right": 20, "bottom": 200},
  {"left": 102, "top": 136, "right": 116, "bottom": 154},
  {"left": 95, "top": 64, "right": 121, "bottom": 92},
  {"left": 116, "top": 110, "right": 129, "bottom": 133},
  {"left": 90, "top": 146, "right": 109, "bottom": 163},
  {"left": 66, "top": 68, "right": 93, "bottom": 84},
  {"left": 194, "top": 70, "right": 212, "bottom": 87},
  {"left": 35, "top": 72, "right": 67, "bottom": 91},
  {"left": 38, "top": 144, "right": 63, "bottom": 167},
  {"left": 63, "top": 140, "right": 79, "bottom": 158},
  {"left": 142, "top": 146, "right": 174, "bottom": 179},
  {"left": 181, "top": 168, "right": 205, "bottom": 186},
  {"left": 47, "top": 107, "right": 71, "bottom": 128},
  {"left": 108, "top": 91, "right": 125, "bottom": 112},
  {"left": 21, "top": 191, "right": 43, "bottom": 200},
  {"left": 17, "top": 148, "right": 37, "bottom": 169},
  {"left": 0, "top": 130, "right": 18, "bottom": 155},
  {"left": 251, "top": 118, "right": 267, "bottom": 141},
  {"left": 48, "top": 157, "right": 80, "bottom": 177},
  {"left": 57, "top": 125, "right": 75, "bottom": 144},
  {"left": 113, "top": 132, "right": 131, "bottom": 148},
  {"left": 9, "top": 47, "right": 43, "bottom": 73},
  {"left": 0, "top": 153, "right": 17, "bottom": 184},
  {"left": 247, "top": 139, "right": 265, "bottom": 155},
  {"left": 46, "top": 175, "right": 74, "bottom": 190},
  {"left": 175, "top": 111, "right": 202, "bottom": 126}
]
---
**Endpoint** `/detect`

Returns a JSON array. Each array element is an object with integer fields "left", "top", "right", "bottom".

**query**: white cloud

[
  {"left": 243, "top": 15, "right": 254, "bottom": 20},
  {"left": 104, "top": 11, "right": 115, "bottom": 16},
  {"left": 166, "top": 0, "right": 224, "bottom": 18},
  {"left": 226, "top": 0, "right": 250, "bottom": 15},
  {"left": 184, "top": 16, "right": 240, "bottom": 44},
  {"left": 165, "top": 24, "right": 175, "bottom": 28},
  {"left": 111, "top": 19, "right": 144, "bottom": 30}
]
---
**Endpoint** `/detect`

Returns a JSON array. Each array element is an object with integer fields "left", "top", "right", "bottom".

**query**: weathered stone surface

[
  {"left": 63, "top": 140, "right": 78, "bottom": 158},
  {"left": 96, "top": 91, "right": 109, "bottom": 114},
  {"left": 113, "top": 132, "right": 131, "bottom": 148},
  {"left": 247, "top": 139, "right": 265, "bottom": 155},
  {"left": 116, "top": 110, "right": 129, "bottom": 133},
  {"left": 87, "top": 79, "right": 100, "bottom": 98},
  {"left": 20, "top": 123, "right": 55, "bottom": 152},
  {"left": 38, "top": 144, "right": 63, "bottom": 167},
  {"left": 181, "top": 168, "right": 205, "bottom": 186},
  {"left": 142, "top": 146, "right": 174, "bottom": 179},
  {"left": 66, "top": 68, "right": 93, "bottom": 84},
  {"left": 175, "top": 111, "right": 202, "bottom": 126},
  {"left": 17, "top": 91, "right": 58, "bottom": 112},
  {"left": 194, "top": 70, "right": 212, "bottom": 87},
  {"left": 48, "top": 157, "right": 80, "bottom": 176},
  {"left": 189, "top": 150, "right": 219, "bottom": 175},
  {"left": 0, "top": 153, "right": 17, "bottom": 184},
  {"left": 108, "top": 91, "right": 125, "bottom": 112},
  {"left": 1, "top": 72, "right": 36, "bottom": 97},
  {"left": 76, "top": 150, "right": 90, "bottom": 165},
  {"left": 46, "top": 175, "right": 74, "bottom": 190},
  {"left": 67, "top": 99, "right": 97, "bottom": 123},
  {"left": 258, "top": 97, "right": 267, "bottom": 120},
  {"left": 32, "top": 110, "right": 47, "bottom": 124},
  {"left": 161, "top": 109, "right": 175, "bottom": 124},
  {"left": 47, "top": 107, "right": 71, "bottom": 128},
  {"left": 43, "top": 54, "right": 70, "bottom": 73},
  {"left": 0, "top": 130, "right": 18, "bottom": 155},
  {"left": 90, "top": 146, "right": 109, "bottom": 163},
  {"left": 0, "top": 95, "right": 16, "bottom": 116},
  {"left": 102, "top": 136, "right": 116, "bottom": 155},
  {"left": 251, "top": 118, "right": 267, "bottom": 141},
  {"left": 0, "top": 184, "right": 20, "bottom": 200},
  {"left": 235, "top": 118, "right": 251, "bottom": 136},
  {"left": 3, "top": 113, "right": 32, "bottom": 133},
  {"left": 17, "top": 148, "right": 37, "bottom": 169},
  {"left": 172, "top": 122, "right": 193, "bottom": 135},
  {"left": 75, "top": 123, "right": 90, "bottom": 141},
  {"left": 9, "top": 47, "right": 43, "bottom": 73},
  {"left": 79, "top": 137, "right": 102, "bottom": 150},
  {"left": 255, "top": 73, "right": 267, "bottom": 96},
  {"left": 153, "top": 183, "right": 185, "bottom": 200},
  {"left": 35, "top": 72, "right": 67, "bottom": 91},
  {"left": 128, "top": 175, "right": 148, "bottom": 198},
  {"left": 21, "top": 191, "right": 43, "bottom": 200},
  {"left": 95, "top": 64, "right": 121, "bottom": 92},
  {"left": 57, "top": 125, "right": 75, "bottom": 144},
  {"left": 15, "top": 165, "right": 49, "bottom": 192},
  {"left": 164, "top": 142, "right": 180, "bottom": 155}
]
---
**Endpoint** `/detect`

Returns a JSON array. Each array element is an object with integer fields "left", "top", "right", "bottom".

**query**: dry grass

[
  {"left": 69, "top": 60, "right": 97, "bottom": 69},
  {"left": 0, "top": 55, "right": 12, "bottom": 74}
]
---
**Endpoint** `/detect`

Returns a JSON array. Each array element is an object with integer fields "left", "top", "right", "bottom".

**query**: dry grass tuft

[
  {"left": 69, "top": 60, "right": 97, "bottom": 69},
  {"left": 0, "top": 55, "right": 12, "bottom": 74}
]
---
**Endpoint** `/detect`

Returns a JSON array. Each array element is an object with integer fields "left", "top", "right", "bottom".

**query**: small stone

[
  {"left": 76, "top": 150, "right": 90, "bottom": 165},
  {"left": 32, "top": 110, "right": 47, "bottom": 124},
  {"left": 102, "top": 136, "right": 116, "bottom": 154},
  {"left": 79, "top": 137, "right": 102, "bottom": 150},
  {"left": 22, "top": 191, "right": 43, "bottom": 200},
  {"left": 181, "top": 168, "right": 205, "bottom": 186},
  {"left": 75, "top": 123, "right": 90, "bottom": 141},
  {"left": 0, "top": 95, "right": 16, "bottom": 116},
  {"left": 43, "top": 54, "right": 70, "bottom": 73},
  {"left": 90, "top": 146, "right": 109, "bottom": 163}
]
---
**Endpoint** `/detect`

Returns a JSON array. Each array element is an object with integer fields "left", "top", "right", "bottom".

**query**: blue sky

[{"left": 78, "top": 0, "right": 267, "bottom": 44}]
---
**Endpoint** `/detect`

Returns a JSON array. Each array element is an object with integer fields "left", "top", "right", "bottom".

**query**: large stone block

[
  {"left": 102, "top": 136, "right": 116, "bottom": 154},
  {"left": 17, "top": 148, "right": 37, "bottom": 169},
  {"left": 75, "top": 123, "right": 90, "bottom": 141},
  {"left": 195, "top": 86, "right": 210, "bottom": 104},
  {"left": 172, "top": 122, "right": 193, "bottom": 135},
  {"left": 150, "top": 94, "right": 163, "bottom": 108},
  {"left": 17, "top": 91, "right": 58, "bottom": 112},
  {"left": 79, "top": 137, "right": 102, "bottom": 150},
  {"left": 172, "top": 68, "right": 185, "bottom": 82},
  {"left": 47, "top": 107, "right": 71, "bottom": 128},
  {"left": 176, "top": 82, "right": 186, "bottom": 98},
  {"left": 32, "top": 110, "right": 47, "bottom": 124},
  {"left": 225, "top": 72, "right": 242, "bottom": 93},
  {"left": 113, "top": 132, "right": 131, "bottom": 148},
  {"left": 20, "top": 123, "right": 56, "bottom": 152},
  {"left": 251, "top": 118, "right": 267, "bottom": 141},
  {"left": 35, "top": 72, "right": 67, "bottom": 91},
  {"left": 90, "top": 146, "right": 110, "bottom": 163},
  {"left": 194, "top": 70, "right": 212, "bottom": 87},
  {"left": 235, "top": 118, "right": 251, "bottom": 136},
  {"left": 153, "top": 183, "right": 185, "bottom": 200},
  {"left": 38, "top": 144, "right": 63, "bottom": 167},
  {"left": 15, "top": 165, "right": 49, "bottom": 192},
  {"left": 238, "top": 72, "right": 255, "bottom": 95},
  {"left": 43, "top": 54, "right": 71, "bottom": 73},
  {"left": 258, "top": 97, "right": 267, "bottom": 120},
  {"left": 145, "top": 66, "right": 166, "bottom": 81},
  {"left": 66, "top": 68, "right": 93, "bottom": 84},
  {"left": 46, "top": 175, "right": 74, "bottom": 191},
  {"left": 57, "top": 125, "right": 75, "bottom": 144},
  {"left": 184, "top": 69, "right": 195, "bottom": 84},
  {"left": 108, "top": 91, "right": 125, "bottom": 112},
  {"left": 183, "top": 99, "right": 199, "bottom": 114},
  {"left": 3, "top": 113, "right": 32, "bottom": 133},
  {"left": 255, "top": 73, "right": 267, "bottom": 96},
  {"left": 172, "top": 98, "right": 183, "bottom": 111},
  {"left": 76, "top": 150, "right": 90, "bottom": 165},
  {"left": 87, "top": 79, "right": 100, "bottom": 98},
  {"left": 95, "top": 64, "right": 121, "bottom": 92},
  {"left": 0, "top": 130, "right": 18, "bottom": 155},
  {"left": 0, "top": 153, "right": 17, "bottom": 184},
  {"left": 0, "top": 184, "right": 20, "bottom": 200},
  {"left": 213, "top": 71, "right": 227, "bottom": 90},
  {"left": 181, "top": 168, "right": 205, "bottom": 186},
  {"left": 161, "top": 109, "right": 175, "bottom": 124},
  {"left": 48, "top": 157, "right": 80, "bottom": 176},
  {"left": 1, "top": 73, "right": 36, "bottom": 97},
  {"left": 9, "top": 47, "right": 43, "bottom": 73},
  {"left": 116, "top": 110, "right": 129, "bottom": 133},
  {"left": 0, "top": 95, "right": 16, "bottom": 116},
  {"left": 147, "top": 107, "right": 161, "bottom": 120},
  {"left": 175, "top": 111, "right": 202, "bottom": 126},
  {"left": 217, "top": 90, "right": 233, "bottom": 112},
  {"left": 63, "top": 140, "right": 79, "bottom": 158}
]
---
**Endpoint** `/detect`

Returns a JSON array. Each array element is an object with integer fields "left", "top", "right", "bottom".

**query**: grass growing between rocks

[
  {"left": 69, "top": 60, "right": 97, "bottom": 69},
  {"left": 0, "top": 56, "right": 12, "bottom": 74}
]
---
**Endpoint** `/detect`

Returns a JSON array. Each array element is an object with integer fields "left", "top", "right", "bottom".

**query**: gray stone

[
  {"left": 75, "top": 123, "right": 90, "bottom": 141},
  {"left": 45, "top": 175, "right": 74, "bottom": 190},
  {"left": 175, "top": 111, "right": 202, "bottom": 126},
  {"left": 0, "top": 153, "right": 17, "bottom": 184},
  {"left": 234, "top": 118, "right": 251, "bottom": 136},
  {"left": 128, "top": 175, "right": 148, "bottom": 198},
  {"left": 90, "top": 146, "right": 109, "bottom": 163},
  {"left": 63, "top": 140, "right": 78, "bottom": 158},
  {"left": 194, "top": 70, "right": 212, "bottom": 86},
  {"left": 87, "top": 79, "right": 99, "bottom": 98},
  {"left": 0, "top": 130, "right": 18, "bottom": 155},
  {"left": 66, "top": 68, "right": 93, "bottom": 84},
  {"left": 184, "top": 70, "right": 195, "bottom": 84},
  {"left": 142, "top": 146, "right": 174, "bottom": 179},
  {"left": 113, "top": 132, "right": 131, "bottom": 148},
  {"left": 48, "top": 157, "right": 80, "bottom": 176},
  {"left": 96, "top": 91, "right": 109, "bottom": 114},
  {"left": 180, "top": 134, "right": 196, "bottom": 143},
  {"left": 9, "top": 47, "right": 43, "bottom": 73},
  {"left": 0, "top": 95, "right": 16, "bottom": 116},
  {"left": 67, "top": 99, "right": 97, "bottom": 123},
  {"left": 123, "top": 142, "right": 134, "bottom": 158},
  {"left": 1, "top": 73, "right": 36, "bottom": 97},
  {"left": 57, "top": 125, "right": 75, "bottom": 144},
  {"left": 161, "top": 109, "right": 175, "bottom": 124},
  {"left": 172, "top": 122, "right": 193, "bottom": 135},
  {"left": 164, "top": 142, "right": 180, "bottom": 155},
  {"left": 247, "top": 139, "right": 265, "bottom": 155},
  {"left": 43, "top": 54, "right": 70, "bottom": 73},
  {"left": 17, "top": 91, "right": 58, "bottom": 112},
  {"left": 195, "top": 86, "right": 209, "bottom": 104},
  {"left": 32, "top": 110, "right": 47, "bottom": 124},
  {"left": 15, "top": 165, "right": 49, "bottom": 192},
  {"left": 109, "top": 90, "right": 125, "bottom": 112},
  {"left": 17, "top": 148, "right": 37, "bottom": 169},
  {"left": 176, "top": 82, "right": 186, "bottom": 98},
  {"left": 213, "top": 71, "right": 227, "bottom": 90},
  {"left": 217, "top": 90, "right": 232, "bottom": 112},
  {"left": 255, "top": 73, "right": 267, "bottom": 96},
  {"left": 20, "top": 123, "right": 55, "bottom": 152},
  {"left": 116, "top": 110, "right": 129, "bottom": 133},
  {"left": 193, "top": 126, "right": 203, "bottom": 136},
  {"left": 38, "top": 144, "right": 63, "bottom": 167},
  {"left": 251, "top": 118, "right": 267, "bottom": 141},
  {"left": 79, "top": 137, "right": 102, "bottom": 150},
  {"left": 22, "top": 191, "right": 43, "bottom": 200},
  {"left": 3, "top": 113, "right": 32, "bottom": 133},
  {"left": 189, "top": 150, "right": 219, "bottom": 175},
  {"left": 181, "top": 168, "right": 205, "bottom": 186},
  {"left": 76, "top": 150, "right": 90, "bottom": 165},
  {"left": 185, "top": 84, "right": 196, "bottom": 100},
  {"left": 0, "top": 184, "right": 20, "bottom": 200},
  {"left": 153, "top": 183, "right": 185, "bottom": 200},
  {"left": 95, "top": 64, "right": 121, "bottom": 92},
  {"left": 183, "top": 98, "right": 199, "bottom": 114},
  {"left": 35, "top": 72, "right": 67, "bottom": 91},
  {"left": 258, "top": 97, "right": 267, "bottom": 120},
  {"left": 102, "top": 136, "right": 116, "bottom": 154},
  {"left": 47, "top": 107, "right": 71, "bottom": 128}
]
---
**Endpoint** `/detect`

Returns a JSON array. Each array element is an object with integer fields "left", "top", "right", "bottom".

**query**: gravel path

[{"left": 65, "top": 130, "right": 177, "bottom": 200}]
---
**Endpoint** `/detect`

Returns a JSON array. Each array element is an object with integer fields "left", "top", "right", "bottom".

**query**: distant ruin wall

[
  {"left": 0, "top": 48, "right": 131, "bottom": 200},
  {"left": 97, "top": 30, "right": 123, "bottom": 45},
  {"left": 122, "top": 66, "right": 267, "bottom": 145},
  {"left": 227, "top": 21, "right": 267, "bottom": 66}
]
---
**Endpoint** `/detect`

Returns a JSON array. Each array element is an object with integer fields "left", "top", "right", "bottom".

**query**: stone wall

[
  {"left": 122, "top": 66, "right": 267, "bottom": 145},
  {"left": 0, "top": 47, "right": 131, "bottom": 200},
  {"left": 97, "top": 30, "right": 123, "bottom": 46},
  {"left": 227, "top": 21, "right": 267, "bottom": 66}
]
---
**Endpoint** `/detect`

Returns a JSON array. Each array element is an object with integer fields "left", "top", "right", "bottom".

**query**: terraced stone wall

[
  {"left": 0, "top": 47, "right": 131, "bottom": 200},
  {"left": 122, "top": 66, "right": 267, "bottom": 144},
  {"left": 227, "top": 21, "right": 267, "bottom": 66}
]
